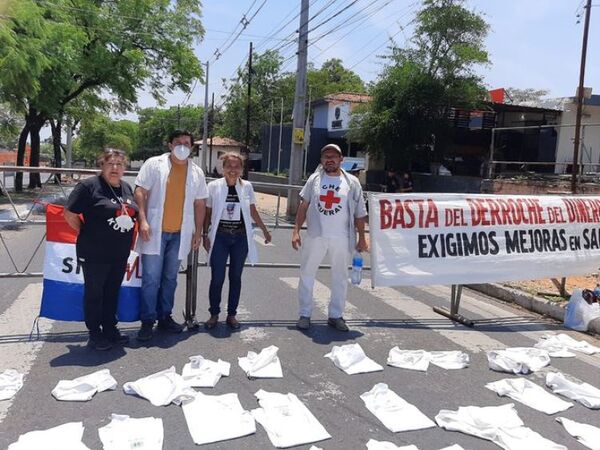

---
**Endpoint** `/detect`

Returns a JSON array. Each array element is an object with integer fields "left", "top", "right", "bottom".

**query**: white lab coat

[
  {"left": 206, "top": 177, "right": 258, "bottom": 265},
  {"left": 135, "top": 153, "right": 208, "bottom": 261}
]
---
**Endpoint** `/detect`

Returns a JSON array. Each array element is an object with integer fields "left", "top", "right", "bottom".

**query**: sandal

[{"left": 204, "top": 315, "right": 219, "bottom": 330}]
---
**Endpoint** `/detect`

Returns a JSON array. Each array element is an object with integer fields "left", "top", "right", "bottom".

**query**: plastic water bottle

[{"left": 351, "top": 252, "right": 363, "bottom": 285}]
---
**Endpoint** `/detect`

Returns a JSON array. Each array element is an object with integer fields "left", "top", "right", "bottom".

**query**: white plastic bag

[{"left": 564, "top": 289, "right": 600, "bottom": 332}]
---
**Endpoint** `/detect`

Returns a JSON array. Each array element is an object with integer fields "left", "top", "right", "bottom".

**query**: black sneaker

[
  {"left": 88, "top": 332, "right": 112, "bottom": 351},
  {"left": 104, "top": 327, "right": 129, "bottom": 344},
  {"left": 157, "top": 315, "right": 184, "bottom": 334},
  {"left": 137, "top": 322, "right": 154, "bottom": 341}
]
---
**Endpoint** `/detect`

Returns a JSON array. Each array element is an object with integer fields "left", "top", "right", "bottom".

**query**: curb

[{"left": 467, "top": 283, "right": 600, "bottom": 336}]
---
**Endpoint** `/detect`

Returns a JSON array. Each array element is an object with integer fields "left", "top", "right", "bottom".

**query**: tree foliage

[
  {"left": 73, "top": 116, "right": 139, "bottom": 164},
  {"left": 505, "top": 87, "right": 549, "bottom": 104},
  {"left": 350, "top": 0, "right": 489, "bottom": 164},
  {"left": 218, "top": 52, "right": 365, "bottom": 148},
  {"left": 0, "top": 103, "right": 23, "bottom": 149},
  {"left": 0, "top": 0, "right": 204, "bottom": 190}
]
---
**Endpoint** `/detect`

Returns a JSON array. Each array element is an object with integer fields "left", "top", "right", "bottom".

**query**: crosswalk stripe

[
  {"left": 0, "top": 283, "right": 53, "bottom": 423},
  {"left": 354, "top": 280, "right": 507, "bottom": 354}
]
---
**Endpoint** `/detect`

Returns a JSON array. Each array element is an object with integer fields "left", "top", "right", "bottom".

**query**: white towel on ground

[
  {"left": 545, "top": 372, "right": 600, "bottom": 409},
  {"left": 487, "top": 347, "right": 550, "bottom": 374},
  {"left": 0, "top": 369, "right": 24, "bottom": 401},
  {"left": 238, "top": 345, "right": 283, "bottom": 378},
  {"left": 485, "top": 378, "right": 572, "bottom": 414},
  {"left": 251, "top": 389, "right": 331, "bottom": 448},
  {"left": 182, "top": 392, "right": 256, "bottom": 445},
  {"left": 52, "top": 369, "right": 117, "bottom": 402},
  {"left": 535, "top": 333, "right": 600, "bottom": 357},
  {"left": 435, "top": 403, "right": 565, "bottom": 450},
  {"left": 8, "top": 422, "right": 90, "bottom": 450},
  {"left": 556, "top": 417, "right": 600, "bottom": 450},
  {"left": 123, "top": 366, "right": 195, "bottom": 406},
  {"left": 98, "top": 414, "right": 163, "bottom": 450},
  {"left": 387, "top": 349, "right": 469, "bottom": 371},
  {"left": 324, "top": 343, "right": 383, "bottom": 374},
  {"left": 360, "top": 383, "right": 435, "bottom": 433},
  {"left": 366, "top": 440, "right": 418, "bottom": 449},
  {"left": 182, "top": 355, "right": 230, "bottom": 387}
]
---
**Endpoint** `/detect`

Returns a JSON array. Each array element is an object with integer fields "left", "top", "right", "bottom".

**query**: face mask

[{"left": 173, "top": 144, "right": 190, "bottom": 161}]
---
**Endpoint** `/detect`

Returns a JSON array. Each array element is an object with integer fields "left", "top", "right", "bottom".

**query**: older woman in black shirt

[{"left": 64, "top": 149, "right": 138, "bottom": 350}]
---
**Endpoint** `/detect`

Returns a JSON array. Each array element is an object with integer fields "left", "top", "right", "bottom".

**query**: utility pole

[
  {"left": 571, "top": 0, "right": 592, "bottom": 194},
  {"left": 201, "top": 61, "right": 210, "bottom": 172},
  {"left": 277, "top": 98, "right": 283, "bottom": 174},
  {"left": 286, "top": 0, "right": 309, "bottom": 216},
  {"left": 65, "top": 123, "right": 73, "bottom": 168},
  {"left": 177, "top": 104, "right": 181, "bottom": 128},
  {"left": 267, "top": 100, "right": 274, "bottom": 172},
  {"left": 209, "top": 92, "right": 214, "bottom": 175},
  {"left": 244, "top": 42, "right": 253, "bottom": 178}
]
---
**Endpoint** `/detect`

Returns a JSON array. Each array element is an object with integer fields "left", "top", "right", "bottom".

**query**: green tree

[
  {"left": 73, "top": 115, "right": 139, "bottom": 165},
  {"left": 350, "top": 0, "right": 489, "bottom": 164},
  {"left": 0, "top": 0, "right": 203, "bottom": 190},
  {"left": 0, "top": 102, "right": 23, "bottom": 149},
  {"left": 137, "top": 105, "right": 204, "bottom": 160}
]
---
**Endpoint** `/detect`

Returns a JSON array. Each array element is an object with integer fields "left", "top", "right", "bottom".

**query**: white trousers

[{"left": 298, "top": 236, "right": 349, "bottom": 319}]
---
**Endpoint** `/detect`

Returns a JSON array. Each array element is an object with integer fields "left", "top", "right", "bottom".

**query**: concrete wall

[
  {"left": 413, "top": 173, "right": 483, "bottom": 193},
  {"left": 481, "top": 178, "right": 600, "bottom": 195},
  {"left": 248, "top": 172, "right": 291, "bottom": 196}
]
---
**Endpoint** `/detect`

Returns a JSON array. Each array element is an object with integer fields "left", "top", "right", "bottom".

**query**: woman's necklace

[{"left": 106, "top": 181, "right": 134, "bottom": 231}]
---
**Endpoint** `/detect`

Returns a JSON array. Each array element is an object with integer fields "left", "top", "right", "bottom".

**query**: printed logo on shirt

[
  {"left": 318, "top": 183, "right": 343, "bottom": 215},
  {"left": 107, "top": 205, "right": 136, "bottom": 233}
]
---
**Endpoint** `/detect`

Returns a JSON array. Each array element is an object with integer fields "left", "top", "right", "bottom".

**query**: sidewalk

[{"left": 468, "top": 283, "right": 600, "bottom": 336}]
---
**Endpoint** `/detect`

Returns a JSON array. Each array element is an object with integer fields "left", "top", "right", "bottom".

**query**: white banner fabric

[{"left": 368, "top": 193, "right": 600, "bottom": 287}]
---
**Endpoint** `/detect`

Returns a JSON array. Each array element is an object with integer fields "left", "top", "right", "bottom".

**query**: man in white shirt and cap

[
  {"left": 134, "top": 130, "right": 208, "bottom": 341},
  {"left": 291, "top": 143, "right": 368, "bottom": 331}
]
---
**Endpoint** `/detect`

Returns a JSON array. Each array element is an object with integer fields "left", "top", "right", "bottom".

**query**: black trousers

[{"left": 81, "top": 260, "right": 128, "bottom": 333}]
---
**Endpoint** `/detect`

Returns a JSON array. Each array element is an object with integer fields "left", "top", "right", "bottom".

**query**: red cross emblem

[{"left": 320, "top": 190, "right": 341, "bottom": 209}]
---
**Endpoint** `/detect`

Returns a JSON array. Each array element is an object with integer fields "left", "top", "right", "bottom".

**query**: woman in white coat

[{"left": 202, "top": 153, "right": 271, "bottom": 330}]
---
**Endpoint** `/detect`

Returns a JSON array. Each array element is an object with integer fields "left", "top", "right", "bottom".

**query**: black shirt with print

[
  {"left": 217, "top": 185, "right": 245, "bottom": 233},
  {"left": 66, "top": 175, "right": 138, "bottom": 263}
]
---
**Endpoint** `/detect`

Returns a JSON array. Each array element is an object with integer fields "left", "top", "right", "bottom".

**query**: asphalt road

[{"left": 0, "top": 206, "right": 599, "bottom": 449}]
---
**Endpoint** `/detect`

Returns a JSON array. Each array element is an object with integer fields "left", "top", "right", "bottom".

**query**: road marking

[
  {"left": 0, "top": 283, "right": 53, "bottom": 423},
  {"left": 356, "top": 280, "right": 506, "bottom": 353},
  {"left": 426, "top": 285, "right": 600, "bottom": 370}
]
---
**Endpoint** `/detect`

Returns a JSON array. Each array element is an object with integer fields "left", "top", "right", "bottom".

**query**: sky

[{"left": 126, "top": 0, "right": 599, "bottom": 116}]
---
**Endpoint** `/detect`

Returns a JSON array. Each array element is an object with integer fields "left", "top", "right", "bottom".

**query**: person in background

[
  {"left": 291, "top": 144, "right": 368, "bottom": 332},
  {"left": 384, "top": 168, "right": 400, "bottom": 193},
  {"left": 203, "top": 152, "right": 271, "bottom": 330},
  {"left": 134, "top": 130, "right": 208, "bottom": 342},
  {"left": 64, "top": 148, "right": 138, "bottom": 351},
  {"left": 401, "top": 171, "right": 414, "bottom": 193}
]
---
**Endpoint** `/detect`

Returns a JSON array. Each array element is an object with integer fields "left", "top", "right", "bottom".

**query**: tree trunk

[
  {"left": 15, "top": 123, "right": 30, "bottom": 192},
  {"left": 50, "top": 118, "right": 62, "bottom": 183},
  {"left": 28, "top": 122, "right": 43, "bottom": 188}
]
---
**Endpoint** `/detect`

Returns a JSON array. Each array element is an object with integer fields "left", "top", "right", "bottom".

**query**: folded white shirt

[
  {"left": 238, "top": 345, "right": 283, "bottom": 378},
  {"left": 0, "top": 369, "right": 24, "bottom": 401},
  {"left": 8, "top": 422, "right": 90, "bottom": 450},
  {"left": 487, "top": 347, "right": 550, "bottom": 374},
  {"left": 182, "top": 355, "right": 230, "bottom": 388},
  {"left": 123, "top": 366, "right": 195, "bottom": 406},
  {"left": 387, "top": 349, "right": 430, "bottom": 371},
  {"left": 366, "top": 440, "right": 418, "bottom": 449},
  {"left": 387, "top": 349, "right": 469, "bottom": 372},
  {"left": 556, "top": 417, "right": 600, "bottom": 450},
  {"left": 324, "top": 343, "right": 383, "bottom": 375},
  {"left": 435, "top": 404, "right": 565, "bottom": 450},
  {"left": 545, "top": 372, "right": 600, "bottom": 409},
  {"left": 360, "top": 383, "right": 435, "bottom": 433},
  {"left": 535, "top": 333, "right": 600, "bottom": 357},
  {"left": 251, "top": 389, "right": 331, "bottom": 448},
  {"left": 485, "top": 378, "right": 572, "bottom": 414},
  {"left": 98, "top": 414, "right": 163, "bottom": 450},
  {"left": 182, "top": 392, "right": 255, "bottom": 445},
  {"left": 52, "top": 369, "right": 117, "bottom": 402}
]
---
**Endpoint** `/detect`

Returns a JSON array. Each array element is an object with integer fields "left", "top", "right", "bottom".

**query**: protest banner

[
  {"left": 40, "top": 203, "right": 141, "bottom": 321},
  {"left": 369, "top": 193, "right": 600, "bottom": 287}
]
